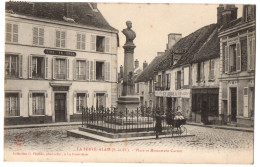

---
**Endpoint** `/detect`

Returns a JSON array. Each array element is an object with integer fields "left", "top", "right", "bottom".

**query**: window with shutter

[
  {"left": 45, "top": 57, "right": 48, "bottom": 79},
  {"left": 90, "top": 61, "right": 94, "bottom": 80},
  {"left": 61, "top": 31, "right": 66, "bottom": 48},
  {"left": 243, "top": 87, "right": 249, "bottom": 117},
  {"left": 28, "top": 55, "right": 32, "bottom": 78},
  {"left": 225, "top": 46, "right": 229, "bottom": 73},
  {"left": 76, "top": 60, "right": 86, "bottom": 80},
  {"left": 33, "top": 27, "right": 38, "bottom": 45},
  {"left": 248, "top": 37, "right": 255, "bottom": 70},
  {"left": 86, "top": 60, "right": 90, "bottom": 80},
  {"left": 236, "top": 42, "right": 241, "bottom": 71},
  {"left": 82, "top": 34, "right": 86, "bottom": 50},
  {"left": 105, "top": 37, "right": 110, "bottom": 53},
  {"left": 91, "top": 35, "right": 96, "bottom": 51},
  {"left": 12, "top": 24, "right": 18, "bottom": 43},
  {"left": 39, "top": 28, "right": 44, "bottom": 45},
  {"left": 6, "top": 23, "right": 12, "bottom": 42},
  {"left": 19, "top": 54, "right": 23, "bottom": 78},
  {"left": 5, "top": 54, "right": 19, "bottom": 78},
  {"left": 56, "top": 30, "right": 61, "bottom": 47},
  {"left": 6, "top": 23, "right": 18, "bottom": 43},
  {"left": 33, "top": 27, "right": 44, "bottom": 46},
  {"left": 77, "top": 34, "right": 81, "bottom": 49},
  {"left": 105, "top": 62, "right": 110, "bottom": 81}
]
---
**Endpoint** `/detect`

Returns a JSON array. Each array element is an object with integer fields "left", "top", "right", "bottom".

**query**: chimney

[
  {"left": 221, "top": 4, "right": 238, "bottom": 27},
  {"left": 157, "top": 52, "right": 164, "bottom": 57},
  {"left": 217, "top": 4, "right": 224, "bottom": 26},
  {"left": 143, "top": 61, "right": 148, "bottom": 69},
  {"left": 167, "top": 33, "right": 182, "bottom": 50},
  {"left": 135, "top": 59, "right": 139, "bottom": 69},
  {"left": 120, "top": 65, "right": 123, "bottom": 78}
]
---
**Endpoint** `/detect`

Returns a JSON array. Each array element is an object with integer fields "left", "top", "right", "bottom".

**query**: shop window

[
  {"left": 32, "top": 93, "right": 45, "bottom": 115},
  {"left": 76, "top": 93, "right": 87, "bottom": 113},
  {"left": 5, "top": 93, "right": 19, "bottom": 117}
]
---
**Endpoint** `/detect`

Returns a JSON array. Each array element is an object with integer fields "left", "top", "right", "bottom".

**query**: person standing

[{"left": 155, "top": 109, "right": 163, "bottom": 139}]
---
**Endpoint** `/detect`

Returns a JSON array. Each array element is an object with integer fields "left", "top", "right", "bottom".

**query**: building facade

[
  {"left": 5, "top": 2, "right": 118, "bottom": 125},
  {"left": 218, "top": 5, "right": 255, "bottom": 127}
]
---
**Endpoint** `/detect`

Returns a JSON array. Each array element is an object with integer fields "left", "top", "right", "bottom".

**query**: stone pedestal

[{"left": 117, "top": 44, "right": 140, "bottom": 114}]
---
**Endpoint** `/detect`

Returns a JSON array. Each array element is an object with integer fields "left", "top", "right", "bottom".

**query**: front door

[
  {"left": 55, "top": 93, "right": 66, "bottom": 122},
  {"left": 230, "top": 88, "right": 237, "bottom": 122}
]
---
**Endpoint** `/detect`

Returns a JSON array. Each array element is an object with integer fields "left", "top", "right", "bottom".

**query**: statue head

[{"left": 126, "top": 21, "right": 132, "bottom": 29}]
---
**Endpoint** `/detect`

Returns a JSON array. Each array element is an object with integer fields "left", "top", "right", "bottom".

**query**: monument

[{"left": 117, "top": 21, "right": 140, "bottom": 115}]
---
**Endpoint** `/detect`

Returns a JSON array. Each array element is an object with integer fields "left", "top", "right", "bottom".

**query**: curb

[
  {"left": 4, "top": 122, "right": 82, "bottom": 130},
  {"left": 186, "top": 122, "right": 254, "bottom": 133}
]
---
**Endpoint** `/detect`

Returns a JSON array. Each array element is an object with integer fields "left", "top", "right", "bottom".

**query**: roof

[
  {"left": 155, "top": 24, "right": 218, "bottom": 72},
  {"left": 6, "top": 2, "right": 118, "bottom": 32},
  {"left": 135, "top": 55, "right": 165, "bottom": 83},
  {"left": 190, "top": 28, "right": 220, "bottom": 63}
]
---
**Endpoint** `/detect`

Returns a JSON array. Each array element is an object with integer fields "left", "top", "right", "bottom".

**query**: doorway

[
  {"left": 55, "top": 93, "right": 66, "bottom": 122},
  {"left": 167, "top": 97, "right": 172, "bottom": 111},
  {"left": 230, "top": 88, "right": 237, "bottom": 122}
]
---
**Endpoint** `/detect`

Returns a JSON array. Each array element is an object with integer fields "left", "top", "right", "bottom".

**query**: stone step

[
  {"left": 79, "top": 127, "right": 173, "bottom": 139},
  {"left": 67, "top": 129, "right": 195, "bottom": 143}
]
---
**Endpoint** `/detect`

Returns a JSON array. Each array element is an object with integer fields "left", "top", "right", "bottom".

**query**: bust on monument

[{"left": 122, "top": 21, "right": 136, "bottom": 45}]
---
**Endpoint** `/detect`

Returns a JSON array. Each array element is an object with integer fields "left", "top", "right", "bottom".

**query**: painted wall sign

[
  {"left": 44, "top": 49, "right": 76, "bottom": 56},
  {"left": 155, "top": 89, "right": 191, "bottom": 98}
]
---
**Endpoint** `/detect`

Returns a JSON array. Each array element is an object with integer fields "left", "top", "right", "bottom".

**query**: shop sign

[
  {"left": 44, "top": 49, "right": 76, "bottom": 56},
  {"left": 155, "top": 89, "right": 190, "bottom": 98}
]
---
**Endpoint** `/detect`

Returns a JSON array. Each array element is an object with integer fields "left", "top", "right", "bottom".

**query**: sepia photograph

[{"left": 2, "top": 0, "right": 257, "bottom": 164}]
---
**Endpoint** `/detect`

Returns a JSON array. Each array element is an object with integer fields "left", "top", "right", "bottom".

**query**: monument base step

[{"left": 67, "top": 127, "right": 195, "bottom": 143}]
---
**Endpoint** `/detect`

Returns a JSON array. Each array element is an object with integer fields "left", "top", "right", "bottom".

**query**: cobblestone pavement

[{"left": 4, "top": 125, "right": 254, "bottom": 153}]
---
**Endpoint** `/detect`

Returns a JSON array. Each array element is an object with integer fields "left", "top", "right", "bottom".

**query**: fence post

[
  {"left": 81, "top": 106, "right": 84, "bottom": 127},
  {"left": 137, "top": 107, "right": 139, "bottom": 130},
  {"left": 86, "top": 107, "right": 88, "bottom": 127},
  {"left": 126, "top": 108, "right": 128, "bottom": 133}
]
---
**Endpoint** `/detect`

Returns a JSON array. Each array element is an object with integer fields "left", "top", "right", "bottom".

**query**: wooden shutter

[
  {"left": 90, "top": 35, "right": 96, "bottom": 51},
  {"left": 73, "top": 93, "right": 77, "bottom": 113},
  {"left": 236, "top": 42, "right": 241, "bottom": 72},
  {"left": 209, "top": 60, "right": 215, "bottom": 80},
  {"left": 28, "top": 92, "right": 32, "bottom": 116},
  {"left": 28, "top": 55, "right": 32, "bottom": 78},
  {"left": 181, "top": 70, "right": 184, "bottom": 88},
  {"left": 66, "top": 58, "right": 69, "bottom": 80},
  {"left": 45, "top": 57, "right": 48, "bottom": 79},
  {"left": 53, "top": 58, "right": 56, "bottom": 79},
  {"left": 86, "top": 60, "right": 90, "bottom": 80},
  {"left": 82, "top": 34, "right": 86, "bottom": 50},
  {"left": 175, "top": 71, "right": 177, "bottom": 90},
  {"left": 90, "top": 61, "right": 93, "bottom": 80},
  {"left": 33, "top": 27, "right": 38, "bottom": 45},
  {"left": 39, "top": 28, "right": 44, "bottom": 45},
  {"left": 105, "top": 62, "right": 110, "bottom": 81},
  {"left": 252, "top": 38, "right": 255, "bottom": 70},
  {"left": 13, "top": 24, "right": 18, "bottom": 43},
  {"left": 61, "top": 31, "right": 66, "bottom": 48},
  {"left": 73, "top": 59, "right": 77, "bottom": 80},
  {"left": 6, "top": 23, "right": 12, "bottom": 42},
  {"left": 225, "top": 46, "right": 229, "bottom": 73},
  {"left": 76, "top": 33, "right": 81, "bottom": 49},
  {"left": 85, "top": 93, "right": 88, "bottom": 108},
  {"left": 105, "top": 37, "right": 110, "bottom": 53},
  {"left": 19, "top": 54, "right": 23, "bottom": 78},
  {"left": 93, "top": 61, "right": 96, "bottom": 80},
  {"left": 56, "top": 30, "right": 60, "bottom": 47},
  {"left": 243, "top": 87, "right": 249, "bottom": 117}
]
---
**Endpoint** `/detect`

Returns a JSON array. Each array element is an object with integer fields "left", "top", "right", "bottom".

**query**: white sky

[{"left": 98, "top": 3, "right": 243, "bottom": 69}]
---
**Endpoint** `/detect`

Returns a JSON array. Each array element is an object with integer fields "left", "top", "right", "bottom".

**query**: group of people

[{"left": 155, "top": 106, "right": 185, "bottom": 139}]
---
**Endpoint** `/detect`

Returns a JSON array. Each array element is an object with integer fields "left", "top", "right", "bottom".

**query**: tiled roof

[
  {"left": 135, "top": 54, "right": 165, "bottom": 83},
  {"left": 6, "top": 2, "right": 118, "bottom": 32},
  {"left": 135, "top": 23, "right": 218, "bottom": 83},
  {"left": 155, "top": 24, "right": 218, "bottom": 71},
  {"left": 190, "top": 28, "right": 220, "bottom": 63}
]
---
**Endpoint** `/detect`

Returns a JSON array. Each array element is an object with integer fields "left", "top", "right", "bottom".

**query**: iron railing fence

[{"left": 81, "top": 106, "right": 172, "bottom": 133}]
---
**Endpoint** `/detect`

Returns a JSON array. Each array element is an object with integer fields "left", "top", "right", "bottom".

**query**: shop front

[{"left": 191, "top": 88, "right": 219, "bottom": 124}]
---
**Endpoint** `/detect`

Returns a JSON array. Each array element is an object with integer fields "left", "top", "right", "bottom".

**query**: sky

[{"left": 98, "top": 3, "right": 242, "bottom": 69}]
